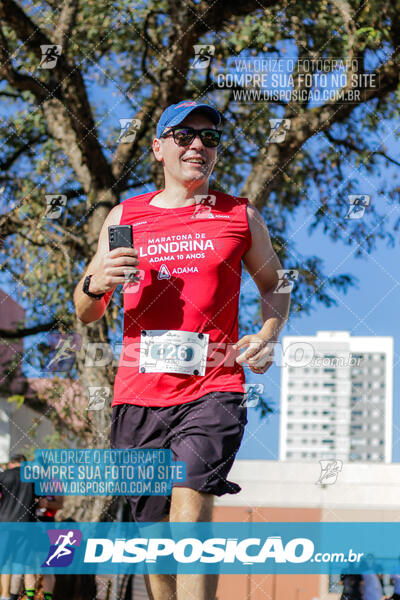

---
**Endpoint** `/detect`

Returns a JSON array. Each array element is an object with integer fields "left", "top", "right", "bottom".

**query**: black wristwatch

[{"left": 83, "top": 275, "right": 105, "bottom": 300}]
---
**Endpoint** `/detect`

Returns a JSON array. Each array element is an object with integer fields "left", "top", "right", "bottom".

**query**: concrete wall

[{"left": 216, "top": 459, "right": 400, "bottom": 510}]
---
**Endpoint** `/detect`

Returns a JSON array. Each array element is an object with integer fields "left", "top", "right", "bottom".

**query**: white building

[{"left": 279, "top": 331, "right": 393, "bottom": 463}]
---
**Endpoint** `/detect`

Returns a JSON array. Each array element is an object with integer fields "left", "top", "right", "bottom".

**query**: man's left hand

[{"left": 233, "top": 334, "right": 275, "bottom": 374}]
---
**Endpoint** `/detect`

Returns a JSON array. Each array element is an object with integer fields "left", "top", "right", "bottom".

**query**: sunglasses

[{"left": 160, "top": 127, "right": 222, "bottom": 148}]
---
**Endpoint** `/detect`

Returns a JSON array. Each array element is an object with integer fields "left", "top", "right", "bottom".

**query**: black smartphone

[{"left": 108, "top": 225, "right": 133, "bottom": 251}]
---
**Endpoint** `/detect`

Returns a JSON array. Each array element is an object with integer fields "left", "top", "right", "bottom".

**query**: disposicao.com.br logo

[
  {"left": 82, "top": 536, "right": 362, "bottom": 566},
  {"left": 0, "top": 522, "right": 376, "bottom": 574}
]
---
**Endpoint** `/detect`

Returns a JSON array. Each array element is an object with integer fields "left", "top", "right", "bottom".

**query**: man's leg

[
  {"left": 23, "top": 575, "right": 35, "bottom": 600},
  {"left": 0, "top": 573, "right": 10, "bottom": 599},
  {"left": 42, "top": 574, "right": 55, "bottom": 600},
  {"left": 170, "top": 487, "right": 218, "bottom": 600},
  {"left": 8, "top": 573, "right": 22, "bottom": 600},
  {"left": 143, "top": 515, "right": 176, "bottom": 600},
  {"left": 143, "top": 572, "right": 176, "bottom": 600}
]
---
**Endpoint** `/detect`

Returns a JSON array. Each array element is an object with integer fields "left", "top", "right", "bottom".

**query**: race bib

[{"left": 139, "top": 330, "right": 209, "bottom": 376}]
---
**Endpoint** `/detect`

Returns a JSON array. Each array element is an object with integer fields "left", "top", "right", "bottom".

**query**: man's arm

[
  {"left": 234, "top": 204, "right": 291, "bottom": 374},
  {"left": 73, "top": 204, "right": 139, "bottom": 324}
]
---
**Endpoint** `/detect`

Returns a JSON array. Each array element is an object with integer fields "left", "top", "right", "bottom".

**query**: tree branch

[
  {"left": 54, "top": 0, "right": 79, "bottom": 51},
  {"left": 0, "top": 135, "right": 45, "bottom": 170},
  {"left": 0, "top": 2, "right": 116, "bottom": 205},
  {"left": 0, "top": 319, "right": 67, "bottom": 338},
  {"left": 0, "top": 0, "right": 52, "bottom": 60},
  {"left": 110, "top": 96, "right": 159, "bottom": 190},
  {"left": 0, "top": 208, "right": 22, "bottom": 245},
  {"left": 196, "top": 0, "right": 275, "bottom": 33},
  {"left": 0, "top": 28, "right": 51, "bottom": 101},
  {"left": 0, "top": 89, "right": 20, "bottom": 98},
  {"left": 324, "top": 130, "right": 400, "bottom": 167}
]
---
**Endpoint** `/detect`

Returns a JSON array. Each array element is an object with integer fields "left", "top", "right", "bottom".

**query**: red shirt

[{"left": 112, "top": 189, "right": 252, "bottom": 407}]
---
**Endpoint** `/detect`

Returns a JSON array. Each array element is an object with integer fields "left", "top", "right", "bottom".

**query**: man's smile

[{"left": 182, "top": 155, "right": 206, "bottom": 164}]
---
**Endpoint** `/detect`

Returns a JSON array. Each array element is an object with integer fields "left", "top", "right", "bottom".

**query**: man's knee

[{"left": 170, "top": 487, "right": 214, "bottom": 522}]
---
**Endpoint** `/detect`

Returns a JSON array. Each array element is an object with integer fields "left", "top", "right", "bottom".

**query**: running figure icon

[{"left": 45, "top": 531, "right": 77, "bottom": 566}]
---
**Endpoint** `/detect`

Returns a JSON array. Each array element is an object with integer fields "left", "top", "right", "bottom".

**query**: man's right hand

[{"left": 90, "top": 247, "right": 140, "bottom": 294}]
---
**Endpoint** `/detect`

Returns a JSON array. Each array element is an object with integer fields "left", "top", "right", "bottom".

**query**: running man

[{"left": 74, "top": 99, "right": 291, "bottom": 600}]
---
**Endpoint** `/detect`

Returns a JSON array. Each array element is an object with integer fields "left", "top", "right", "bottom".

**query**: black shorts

[{"left": 110, "top": 391, "right": 247, "bottom": 522}]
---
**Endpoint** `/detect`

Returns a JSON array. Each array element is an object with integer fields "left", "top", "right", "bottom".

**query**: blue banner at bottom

[{"left": 1, "top": 522, "right": 400, "bottom": 575}]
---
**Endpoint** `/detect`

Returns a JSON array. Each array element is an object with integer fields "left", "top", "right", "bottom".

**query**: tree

[{"left": 0, "top": 0, "right": 399, "bottom": 519}]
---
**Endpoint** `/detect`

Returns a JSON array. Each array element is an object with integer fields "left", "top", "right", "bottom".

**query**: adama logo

[
  {"left": 158, "top": 264, "right": 171, "bottom": 279},
  {"left": 42, "top": 529, "right": 82, "bottom": 567}
]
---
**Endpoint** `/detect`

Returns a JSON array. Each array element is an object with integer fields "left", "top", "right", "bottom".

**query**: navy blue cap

[{"left": 156, "top": 100, "right": 222, "bottom": 138}]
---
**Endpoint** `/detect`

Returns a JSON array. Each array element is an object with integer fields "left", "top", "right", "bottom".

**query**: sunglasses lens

[
  {"left": 200, "top": 129, "right": 220, "bottom": 147},
  {"left": 173, "top": 128, "right": 195, "bottom": 146},
  {"left": 169, "top": 127, "right": 221, "bottom": 147}
]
